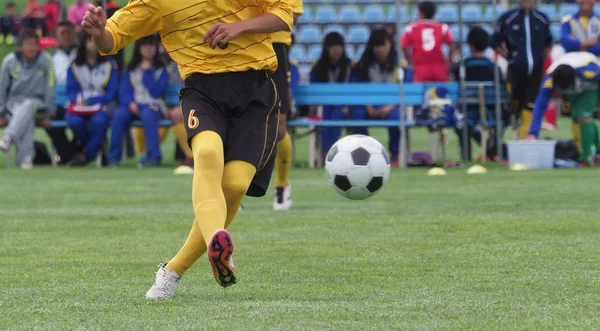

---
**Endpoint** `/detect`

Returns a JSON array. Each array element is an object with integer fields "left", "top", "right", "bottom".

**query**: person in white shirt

[{"left": 48, "top": 21, "right": 77, "bottom": 164}]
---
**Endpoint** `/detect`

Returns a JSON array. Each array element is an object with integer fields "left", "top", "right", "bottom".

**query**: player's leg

[
  {"left": 349, "top": 106, "right": 369, "bottom": 136},
  {"left": 321, "top": 106, "right": 345, "bottom": 157},
  {"left": 139, "top": 105, "right": 162, "bottom": 166},
  {"left": 65, "top": 114, "right": 90, "bottom": 152},
  {"left": 272, "top": 43, "right": 293, "bottom": 211},
  {"left": 108, "top": 105, "right": 134, "bottom": 166},
  {"left": 168, "top": 106, "right": 194, "bottom": 172},
  {"left": 132, "top": 127, "right": 146, "bottom": 157},
  {"left": 518, "top": 70, "right": 541, "bottom": 140},
  {"left": 1, "top": 99, "right": 36, "bottom": 154},
  {"left": 570, "top": 90, "right": 599, "bottom": 164},
  {"left": 11, "top": 100, "right": 38, "bottom": 168},
  {"left": 384, "top": 106, "right": 400, "bottom": 165}
]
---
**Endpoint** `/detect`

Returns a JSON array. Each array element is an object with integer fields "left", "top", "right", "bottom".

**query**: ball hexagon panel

[
  {"left": 368, "top": 153, "right": 390, "bottom": 177},
  {"left": 346, "top": 166, "right": 372, "bottom": 188}
]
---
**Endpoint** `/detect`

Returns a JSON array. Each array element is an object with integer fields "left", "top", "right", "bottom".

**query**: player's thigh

[
  {"left": 571, "top": 90, "right": 598, "bottom": 122},
  {"left": 523, "top": 71, "right": 543, "bottom": 110},
  {"left": 277, "top": 112, "right": 287, "bottom": 140},
  {"left": 167, "top": 106, "right": 183, "bottom": 124},
  {"left": 179, "top": 87, "right": 228, "bottom": 146},
  {"left": 226, "top": 76, "right": 278, "bottom": 174}
]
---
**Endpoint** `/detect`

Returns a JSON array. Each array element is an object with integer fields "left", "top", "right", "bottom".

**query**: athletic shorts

[
  {"left": 272, "top": 43, "right": 291, "bottom": 118},
  {"left": 565, "top": 90, "right": 598, "bottom": 121},
  {"left": 413, "top": 63, "right": 449, "bottom": 82},
  {"left": 180, "top": 70, "right": 280, "bottom": 197},
  {"left": 507, "top": 66, "right": 543, "bottom": 113}
]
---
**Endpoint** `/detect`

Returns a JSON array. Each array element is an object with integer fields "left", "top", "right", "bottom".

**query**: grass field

[
  {"left": 2, "top": 158, "right": 600, "bottom": 329},
  {"left": 1, "top": 119, "right": 600, "bottom": 329}
]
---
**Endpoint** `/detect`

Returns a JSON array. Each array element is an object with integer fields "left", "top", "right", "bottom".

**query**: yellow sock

[
  {"left": 159, "top": 127, "right": 169, "bottom": 143},
  {"left": 174, "top": 123, "right": 193, "bottom": 159},
  {"left": 133, "top": 127, "right": 146, "bottom": 155},
  {"left": 191, "top": 131, "right": 227, "bottom": 245},
  {"left": 518, "top": 109, "right": 533, "bottom": 140},
  {"left": 166, "top": 218, "right": 206, "bottom": 276},
  {"left": 222, "top": 160, "right": 256, "bottom": 228},
  {"left": 572, "top": 122, "right": 582, "bottom": 152},
  {"left": 275, "top": 132, "right": 292, "bottom": 187}
]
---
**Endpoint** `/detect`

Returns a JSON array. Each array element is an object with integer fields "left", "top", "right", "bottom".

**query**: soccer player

[
  {"left": 528, "top": 52, "right": 600, "bottom": 166},
  {"left": 560, "top": 0, "right": 600, "bottom": 153},
  {"left": 492, "top": 0, "right": 552, "bottom": 140},
  {"left": 81, "top": 0, "right": 292, "bottom": 298},
  {"left": 0, "top": 29, "right": 54, "bottom": 169},
  {"left": 271, "top": 0, "right": 303, "bottom": 211},
  {"left": 401, "top": 1, "right": 457, "bottom": 82}
]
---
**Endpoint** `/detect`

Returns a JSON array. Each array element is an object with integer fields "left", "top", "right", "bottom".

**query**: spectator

[
  {"left": 108, "top": 35, "right": 168, "bottom": 167},
  {"left": 43, "top": 0, "right": 60, "bottom": 36},
  {"left": 1, "top": 2, "right": 21, "bottom": 44},
  {"left": 22, "top": 0, "right": 44, "bottom": 36},
  {"left": 66, "top": 32, "right": 118, "bottom": 166},
  {"left": 68, "top": 0, "right": 88, "bottom": 30},
  {"left": 492, "top": 0, "right": 552, "bottom": 140},
  {"left": 310, "top": 32, "right": 353, "bottom": 158},
  {"left": 401, "top": 1, "right": 457, "bottom": 82},
  {"left": 49, "top": 21, "right": 77, "bottom": 164},
  {"left": 350, "top": 28, "right": 410, "bottom": 167},
  {"left": 559, "top": 0, "right": 600, "bottom": 151},
  {"left": 0, "top": 29, "right": 55, "bottom": 169},
  {"left": 454, "top": 27, "right": 507, "bottom": 161}
]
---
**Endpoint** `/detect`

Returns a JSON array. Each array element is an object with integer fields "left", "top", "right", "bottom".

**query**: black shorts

[
  {"left": 272, "top": 43, "right": 291, "bottom": 118},
  {"left": 507, "top": 66, "right": 543, "bottom": 113},
  {"left": 180, "top": 71, "right": 280, "bottom": 197}
]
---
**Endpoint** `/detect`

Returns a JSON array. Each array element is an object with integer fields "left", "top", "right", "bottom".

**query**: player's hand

[
  {"left": 82, "top": 5, "right": 107, "bottom": 38},
  {"left": 39, "top": 117, "right": 51, "bottom": 129},
  {"left": 203, "top": 22, "right": 245, "bottom": 49},
  {"left": 129, "top": 102, "right": 140, "bottom": 116},
  {"left": 526, "top": 135, "right": 537, "bottom": 141}
]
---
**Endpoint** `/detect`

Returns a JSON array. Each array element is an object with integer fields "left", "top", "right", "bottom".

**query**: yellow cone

[
  {"left": 510, "top": 163, "right": 529, "bottom": 171},
  {"left": 427, "top": 167, "right": 447, "bottom": 176},
  {"left": 467, "top": 165, "right": 487, "bottom": 174}
]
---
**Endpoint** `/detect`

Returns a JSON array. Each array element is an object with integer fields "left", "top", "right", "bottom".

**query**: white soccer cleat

[
  {"left": 20, "top": 157, "right": 33, "bottom": 170},
  {"left": 0, "top": 136, "right": 11, "bottom": 152},
  {"left": 273, "top": 183, "right": 292, "bottom": 211},
  {"left": 145, "top": 263, "right": 181, "bottom": 299}
]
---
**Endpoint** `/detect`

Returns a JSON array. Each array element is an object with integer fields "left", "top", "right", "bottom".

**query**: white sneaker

[
  {"left": 273, "top": 183, "right": 292, "bottom": 211},
  {"left": 145, "top": 263, "right": 181, "bottom": 299},
  {"left": 20, "top": 158, "right": 33, "bottom": 170},
  {"left": 0, "top": 136, "right": 11, "bottom": 152}
]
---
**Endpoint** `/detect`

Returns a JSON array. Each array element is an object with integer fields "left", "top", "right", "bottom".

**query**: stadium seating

[
  {"left": 307, "top": 45, "right": 323, "bottom": 63},
  {"left": 323, "top": 24, "right": 346, "bottom": 36},
  {"left": 346, "top": 25, "right": 370, "bottom": 43},
  {"left": 338, "top": 5, "right": 361, "bottom": 23},
  {"left": 450, "top": 24, "right": 469, "bottom": 42},
  {"left": 345, "top": 45, "right": 356, "bottom": 60},
  {"left": 297, "top": 25, "right": 322, "bottom": 44},
  {"left": 290, "top": 45, "right": 307, "bottom": 63},
  {"left": 355, "top": 45, "right": 365, "bottom": 59},
  {"left": 461, "top": 4, "right": 483, "bottom": 22},
  {"left": 481, "top": 23, "right": 494, "bottom": 36},
  {"left": 297, "top": 7, "right": 313, "bottom": 24},
  {"left": 386, "top": 6, "right": 408, "bottom": 23},
  {"left": 362, "top": 5, "right": 386, "bottom": 24},
  {"left": 314, "top": 5, "right": 337, "bottom": 24},
  {"left": 483, "top": 5, "right": 504, "bottom": 21},
  {"left": 436, "top": 5, "right": 459, "bottom": 23},
  {"left": 558, "top": 3, "right": 579, "bottom": 20},
  {"left": 539, "top": 4, "right": 558, "bottom": 21}
]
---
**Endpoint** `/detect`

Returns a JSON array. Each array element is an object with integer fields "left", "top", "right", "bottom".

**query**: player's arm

[
  {"left": 560, "top": 17, "right": 583, "bottom": 52},
  {"left": 400, "top": 29, "right": 412, "bottom": 66},
  {"left": 66, "top": 66, "right": 82, "bottom": 104},
  {"left": 82, "top": 1, "right": 161, "bottom": 56},
  {"left": 203, "top": 0, "right": 293, "bottom": 49},
  {"left": 43, "top": 55, "right": 56, "bottom": 117},
  {"left": 0, "top": 57, "right": 12, "bottom": 112},
  {"left": 528, "top": 76, "right": 554, "bottom": 138}
]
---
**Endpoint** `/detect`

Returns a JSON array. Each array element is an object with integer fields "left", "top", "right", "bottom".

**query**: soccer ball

[{"left": 324, "top": 135, "right": 391, "bottom": 200}]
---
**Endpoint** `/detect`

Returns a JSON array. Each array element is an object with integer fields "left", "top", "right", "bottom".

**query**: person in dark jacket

[{"left": 492, "top": 0, "right": 552, "bottom": 140}]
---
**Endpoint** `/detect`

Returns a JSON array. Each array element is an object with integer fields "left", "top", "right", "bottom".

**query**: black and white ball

[{"left": 325, "top": 135, "right": 391, "bottom": 200}]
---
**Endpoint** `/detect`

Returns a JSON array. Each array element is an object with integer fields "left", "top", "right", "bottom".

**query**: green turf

[{"left": 2, "top": 119, "right": 600, "bottom": 329}]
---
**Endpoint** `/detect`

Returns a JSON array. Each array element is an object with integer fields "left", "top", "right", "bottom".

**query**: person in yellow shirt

[
  {"left": 271, "top": 0, "right": 303, "bottom": 211},
  {"left": 82, "top": 0, "right": 292, "bottom": 298}
]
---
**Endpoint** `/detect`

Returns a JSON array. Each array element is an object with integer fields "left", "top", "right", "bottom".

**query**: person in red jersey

[{"left": 401, "top": 1, "right": 457, "bottom": 82}]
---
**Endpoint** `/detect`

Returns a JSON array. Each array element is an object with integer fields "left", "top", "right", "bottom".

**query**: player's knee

[
  {"left": 168, "top": 107, "right": 183, "bottom": 124},
  {"left": 192, "top": 133, "right": 222, "bottom": 163},
  {"left": 277, "top": 121, "right": 287, "bottom": 141},
  {"left": 222, "top": 177, "right": 249, "bottom": 199}
]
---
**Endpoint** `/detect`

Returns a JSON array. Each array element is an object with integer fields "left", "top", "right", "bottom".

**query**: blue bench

[{"left": 288, "top": 82, "right": 507, "bottom": 167}]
